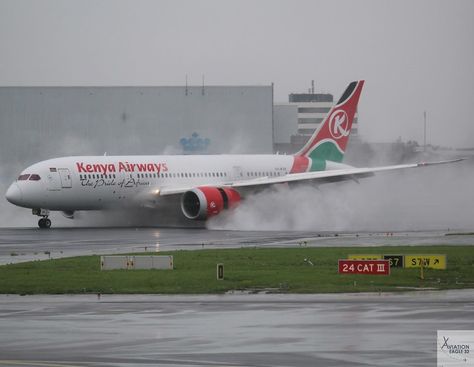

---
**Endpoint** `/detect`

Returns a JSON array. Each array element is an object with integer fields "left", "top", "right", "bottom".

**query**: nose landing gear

[{"left": 33, "top": 208, "right": 52, "bottom": 229}]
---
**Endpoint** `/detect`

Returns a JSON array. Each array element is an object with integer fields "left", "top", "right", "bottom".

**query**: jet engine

[{"left": 181, "top": 187, "right": 241, "bottom": 220}]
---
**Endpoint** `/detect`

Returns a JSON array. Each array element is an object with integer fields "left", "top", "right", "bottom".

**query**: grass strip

[{"left": 0, "top": 246, "right": 473, "bottom": 294}]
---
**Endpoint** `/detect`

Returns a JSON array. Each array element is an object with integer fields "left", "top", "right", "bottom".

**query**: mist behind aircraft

[{"left": 208, "top": 162, "right": 474, "bottom": 231}]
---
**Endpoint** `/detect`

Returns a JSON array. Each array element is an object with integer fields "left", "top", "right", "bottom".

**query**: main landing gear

[
  {"left": 38, "top": 217, "right": 51, "bottom": 229},
  {"left": 33, "top": 208, "right": 52, "bottom": 229}
]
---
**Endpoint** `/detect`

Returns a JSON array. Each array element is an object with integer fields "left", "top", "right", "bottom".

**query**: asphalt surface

[
  {"left": 0, "top": 291, "right": 473, "bottom": 367},
  {"left": 1, "top": 227, "right": 473, "bottom": 265}
]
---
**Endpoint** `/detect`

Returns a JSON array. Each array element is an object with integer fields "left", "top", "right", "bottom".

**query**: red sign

[{"left": 338, "top": 260, "right": 390, "bottom": 275}]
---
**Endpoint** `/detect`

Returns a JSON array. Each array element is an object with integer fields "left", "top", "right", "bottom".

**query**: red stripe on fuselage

[{"left": 290, "top": 156, "right": 310, "bottom": 173}]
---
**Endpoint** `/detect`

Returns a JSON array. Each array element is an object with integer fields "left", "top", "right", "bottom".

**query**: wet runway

[
  {"left": 0, "top": 291, "right": 473, "bottom": 366},
  {"left": 0, "top": 227, "right": 473, "bottom": 265},
  {"left": 1, "top": 227, "right": 473, "bottom": 366}
]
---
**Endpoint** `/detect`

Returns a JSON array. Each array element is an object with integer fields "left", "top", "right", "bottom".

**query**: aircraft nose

[{"left": 5, "top": 182, "right": 23, "bottom": 205}]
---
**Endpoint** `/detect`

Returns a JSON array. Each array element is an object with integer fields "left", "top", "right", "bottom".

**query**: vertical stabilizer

[{"left": 294, "top": 80, "right": 364, "bottom": 165}]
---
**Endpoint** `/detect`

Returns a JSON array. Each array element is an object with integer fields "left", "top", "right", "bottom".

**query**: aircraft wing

[{"left": 158, "top": 158, "right": 464, "bottom": 196}]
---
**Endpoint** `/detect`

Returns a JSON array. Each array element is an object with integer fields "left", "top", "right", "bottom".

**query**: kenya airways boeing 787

[{"left": 5, "top": 81, "right": 461, "bottom": 228}]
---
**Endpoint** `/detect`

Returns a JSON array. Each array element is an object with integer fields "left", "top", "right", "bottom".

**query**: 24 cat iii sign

[{"left": 338, "top": 260, "right": 390, "bottom": 275}]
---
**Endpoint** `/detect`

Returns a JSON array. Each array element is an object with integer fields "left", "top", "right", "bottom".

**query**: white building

[{"left": 287, "top": 90, "right": 359, "bottom": 149}]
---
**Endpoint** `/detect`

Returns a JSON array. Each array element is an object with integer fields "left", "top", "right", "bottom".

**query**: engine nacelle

[{"left": 181, "top": 187, "right": 241, "bottom": 220}]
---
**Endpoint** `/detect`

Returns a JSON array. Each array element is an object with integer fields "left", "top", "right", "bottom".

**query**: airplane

[{"left": 5, "top": 80, "right": 462, "bottom": 228}]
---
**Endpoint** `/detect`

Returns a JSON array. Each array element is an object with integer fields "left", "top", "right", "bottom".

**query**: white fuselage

[{"left": 6, "top": 154, "right": 347, "bottom": 211}]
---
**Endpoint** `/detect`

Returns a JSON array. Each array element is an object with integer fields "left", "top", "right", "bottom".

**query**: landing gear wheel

[{"left": 38, "top": 218, "right": 52, "bottom": 229}]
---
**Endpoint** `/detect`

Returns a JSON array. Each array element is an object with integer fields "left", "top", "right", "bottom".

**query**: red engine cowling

[{"left": 181, "top": 187, "right": 241, "bottom": 220}]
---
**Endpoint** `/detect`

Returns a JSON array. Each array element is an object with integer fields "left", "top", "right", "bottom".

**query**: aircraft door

[
  {"left": 46, "top": 168, "right": 61, "bottom": 191},
  {"left": 232, "top": 166, "right": 243, "bottom": 181},
  {"left": 58, "top": 168, "right": 72, "bottom": 188}
]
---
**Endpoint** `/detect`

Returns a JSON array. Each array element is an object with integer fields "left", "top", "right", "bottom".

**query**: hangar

[{"left": 0, "top": 85, "right": 275, "bottom": 167}]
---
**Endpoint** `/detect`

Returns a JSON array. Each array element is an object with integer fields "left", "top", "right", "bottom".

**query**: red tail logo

[{"left": 329, "top": 110, "right": 350, "bottom": 140}]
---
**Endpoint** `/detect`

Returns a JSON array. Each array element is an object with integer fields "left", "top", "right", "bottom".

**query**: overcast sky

[{"left": 1, "top": 0, "right": 473, "bottom": 147}]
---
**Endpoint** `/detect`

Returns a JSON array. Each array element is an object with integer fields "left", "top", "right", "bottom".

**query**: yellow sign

[
  {"left": 348, "top": 254, "right": 382, "bottom": 261},
  {"left": 404, "top": 255, "right": 447, "bottom": 270}
]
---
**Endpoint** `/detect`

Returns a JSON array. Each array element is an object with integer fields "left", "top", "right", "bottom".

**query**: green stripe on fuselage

[
  {"left": 308, "top": 141, "right": 344, "bottom": 171},
  {"left": 310, "top": 158, "right": 326, "bottom": 171}
]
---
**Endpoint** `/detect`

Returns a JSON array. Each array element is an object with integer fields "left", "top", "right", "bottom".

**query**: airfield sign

[
  {"left": 348, "top": 254, "right": 382, "bottom": 261},
  {"left": 338, "top": 260, "right": 390, "bottom": 275},
  {"left": 383, "top": 255, "right": 404, "bottom": 268},
  {"left": 348, "top": 254, "right": 404, "bottom": 268},
  {"left": 404, "top": 255, "right": 447, "bottom": 270}
]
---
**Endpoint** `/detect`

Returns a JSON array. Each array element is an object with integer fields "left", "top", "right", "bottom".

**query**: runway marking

[
  {"left": 0, "top": 360, "right": 251, "bottom": 367},
  {"left": 0, "top": 361, "right": 84, "bottom": 367}
]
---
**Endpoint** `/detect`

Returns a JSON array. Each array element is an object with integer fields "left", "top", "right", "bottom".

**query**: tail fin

[{"left": 294, "top": 80, "right": 364, "bottom": 164}]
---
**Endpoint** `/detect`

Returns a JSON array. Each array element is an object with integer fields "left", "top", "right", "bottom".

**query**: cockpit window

[
  {"left": 18, "top": 174, "right": 30, "bottom": 181},
  {"left": 29, "top": 174, "right": 41, "bottom": 181}
]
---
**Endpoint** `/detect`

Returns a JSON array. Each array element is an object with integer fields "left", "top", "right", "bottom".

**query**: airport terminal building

[{"left": 0, "top": 85, "right": 277, "bottom": 167}]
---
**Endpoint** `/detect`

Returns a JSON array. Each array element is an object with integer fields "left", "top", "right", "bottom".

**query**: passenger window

[{"left": 29, "top": 174, "right": 41, "bottom": 181}]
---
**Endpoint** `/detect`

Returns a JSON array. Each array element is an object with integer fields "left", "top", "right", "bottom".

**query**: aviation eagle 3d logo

[
  {"left": 329, "top": 109, "right": 350, "bottom": 140},
  {"left": 437, "top": 330, "right": 474, "bottom": 365}
]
